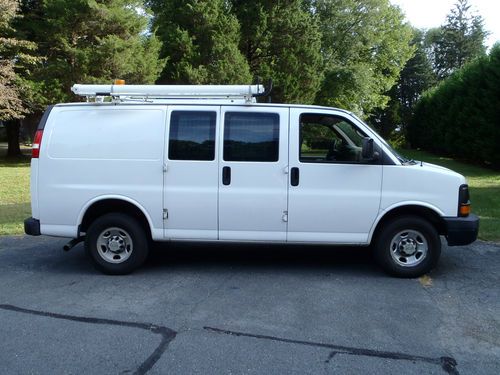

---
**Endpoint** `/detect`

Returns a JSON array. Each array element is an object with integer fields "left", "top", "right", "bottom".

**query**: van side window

[
  {"left": 299, "top": 113, "right": 367, "bottom": 163},
  {"left": 224, "top": 112, "right": 279, "bottom": 162},
  {"left": 169, "top": 111, "right": 216, "bottom": 161}
]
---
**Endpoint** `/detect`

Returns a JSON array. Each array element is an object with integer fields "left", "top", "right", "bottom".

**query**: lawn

[
  {"left": 1, "top": 149, "right": 499, "bottom": 241},
  {"left": 0, "top": 157, "right": 31, "bottom": 236}
]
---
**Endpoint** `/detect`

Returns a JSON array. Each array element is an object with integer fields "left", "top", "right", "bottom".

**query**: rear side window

[
  {"left": 169, "top": 111, "right": 216, "bottom": 161},
  {"left": 224, "top": 112, "right": 279, "bottom": 162}
]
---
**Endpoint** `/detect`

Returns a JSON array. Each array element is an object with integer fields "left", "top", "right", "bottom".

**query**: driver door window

[{"left": 299, "top": 114, "right": 367, "bottom": 163}]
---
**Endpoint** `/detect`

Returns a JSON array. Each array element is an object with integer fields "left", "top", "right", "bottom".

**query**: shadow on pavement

[{"left": 145, "top": 242, "right": 377, "bottom": 275}]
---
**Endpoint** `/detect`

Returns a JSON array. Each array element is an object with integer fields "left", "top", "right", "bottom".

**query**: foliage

[
  {"left": 370, "top": 0, "right": 487, "bottom": 145},
  {"left": 425, "top": 0, "right": 488, "bottom": 80},
  {"left": 1, "top": 0, "right": 492, "bottom": 158},
  {"left": 0, "top": 0, "right": 38, "bottom": 121},
  {"left": 16, "top": 0, "right": 165, "bottom": 104},
  {"left": 313, "top": 0, "right": 414, "bottom": 116},
  {"left": 396, "top": 30, "right": 437, "bottom": 127},
  {"left": 368, "top": 90, "right": 401, "bottom": 139},
  {"left": 149, "top": 0, "right": 251, "bottom": 85},
  {"left": 231, "top": 0, "right": 323, "bottom": 104},
  {"left": 369, "top": 29, "right": 436, "bottom": 141},
  {"left": 409, "top": 45, "right": 500, "bottom": 168}
]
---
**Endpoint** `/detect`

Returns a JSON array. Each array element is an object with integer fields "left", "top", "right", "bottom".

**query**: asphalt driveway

[{"left": 0, "top": 236, "right": 499, "bottom": 374}]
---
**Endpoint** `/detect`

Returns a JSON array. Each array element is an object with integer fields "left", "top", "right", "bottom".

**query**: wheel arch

[
  {"left": 78, "top": 196, "right": 154, "bottom": 239},
  {"left": 369, "top": 203, "right": 446, "bottom": 244}
]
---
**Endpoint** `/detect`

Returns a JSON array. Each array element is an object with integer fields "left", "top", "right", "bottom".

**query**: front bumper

[
  {"left": 24, "top": 217, "right": 41, "bottom": 236},
  {"left": 444, "top": 214, "right": 479, "bottom": 246}
]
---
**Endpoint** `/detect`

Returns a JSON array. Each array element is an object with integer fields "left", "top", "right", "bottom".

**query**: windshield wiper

[{"left": 403, "top": 159, "right": 418, "bottom": 165}]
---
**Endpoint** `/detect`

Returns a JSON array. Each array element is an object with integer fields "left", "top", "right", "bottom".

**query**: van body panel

[
  {"left": 381, "top": 164, "right": 465, "bottom": 217},
  {"left": 38, "top": 106, "right": 165, "bottom": 237}
]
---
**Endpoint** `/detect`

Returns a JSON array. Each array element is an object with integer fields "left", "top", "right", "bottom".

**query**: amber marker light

[
  {"left": 114, "top": 79, "right": 125, "bottom": 85},
  {"left": 459, "top": 204, "right": 471, "bottom": 217}
]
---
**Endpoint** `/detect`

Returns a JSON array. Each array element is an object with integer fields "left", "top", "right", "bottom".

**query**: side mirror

[
  {"left": 362, "top": 137, "right": 380, "bottom": 161},
  {"left": 362, "top": 137, "right": 374, "bottom": 159}
]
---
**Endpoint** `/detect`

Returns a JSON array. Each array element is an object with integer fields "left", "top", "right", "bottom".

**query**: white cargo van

[{"left": 24, "top": 83, "right": 479, "bottom": 277}]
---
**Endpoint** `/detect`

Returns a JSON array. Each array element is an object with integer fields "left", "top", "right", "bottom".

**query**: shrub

[{"left": 408, "top": 45, "right": 500, "bottom": 168}]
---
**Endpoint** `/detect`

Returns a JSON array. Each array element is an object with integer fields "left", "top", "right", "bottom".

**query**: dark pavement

[{"left": 0, "top": 236, "right": 499, "bottom": 374}]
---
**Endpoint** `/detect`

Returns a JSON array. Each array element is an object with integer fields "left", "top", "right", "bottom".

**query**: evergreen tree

[
  {"left": 0, "top": 0, "right": 38, "bottom": 121},
  {"left": 148, "top": 0, "right": 251, "bottom": 85},
  {"left": 314, "top": 0, "right": 414, "bottom": 117},
  {"left": 398, "top": 30, "right": 437, "bottom": 120},
  {"left": 426, "top": 0, "right": 488, "bottom": 80},
  {"left": 409, "top": 45, "right": 500, "bottom": 167},
  {"left": 368, "top": 90, "right": 401, "bottom": 140},
  {"left": 231, "top": 0, "right": 323, "bottom": 103},
  {"left": 16, "top": 0, "right": 165, "bottom": 104},
  {"left": 369, "top": 29, "right": 436, "bottom": 142},
  {"left": 0, "top": 0, "right": 39, "bottom": 157}
]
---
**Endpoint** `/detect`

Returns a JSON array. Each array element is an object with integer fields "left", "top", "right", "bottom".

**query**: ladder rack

[{"left": 71, "top": 84, "right": 268, "bottom": 103}]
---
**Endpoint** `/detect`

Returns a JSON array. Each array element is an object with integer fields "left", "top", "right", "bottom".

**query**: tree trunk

[{"left": 5, "top": 119, "right": 22, "bottom": 158}]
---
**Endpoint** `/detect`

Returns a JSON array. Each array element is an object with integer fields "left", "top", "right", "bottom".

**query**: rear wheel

[
  {"left": 85, "top": 213, "right": 149, "bottom": 275},
  {"left": 374, "top": 215, "right": 441, "bottom": 278}
]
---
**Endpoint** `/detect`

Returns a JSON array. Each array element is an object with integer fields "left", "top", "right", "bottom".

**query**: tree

[
  {"left": 16, "top": 0, "right": 165, "bottom": 104},
  {"left": 314, "top": 0, "right": 414, "bottom": 117},
  {"left": 397, "top": 30, "right": 437, "bottom": 124},
  {"left": 369, "top": 29, "right": 436, "bottom": 141},
  {"left": 0, "top": 0, "right": 38, "bottom": 157},
  {"left": 409, "top": 45, "right": 500, "bottom": 167},
  {"left": 231, "top": 0, "right": 323, "bottom": 103},
  {"left": 426, "top": 0, "right": 488, "bottom": 80},
  {"left": 368, "top": 88, "right": 401, "bottom": 140},
  {"left": 149, "top": 0, "right": 251, "bottom": 85}
]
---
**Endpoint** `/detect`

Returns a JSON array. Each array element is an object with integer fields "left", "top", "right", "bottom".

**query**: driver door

[{"left": 287, "top": 108, "right": 382, "bottom": 243}]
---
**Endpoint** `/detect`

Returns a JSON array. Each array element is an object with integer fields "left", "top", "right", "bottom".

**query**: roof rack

[{"left": 71, "top": 84, "right": 269, "bottom": 104}]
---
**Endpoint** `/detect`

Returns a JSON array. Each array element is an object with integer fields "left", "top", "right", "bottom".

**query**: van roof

[{"left": 54, "top": 101, "right": 352, "bottom": 115}]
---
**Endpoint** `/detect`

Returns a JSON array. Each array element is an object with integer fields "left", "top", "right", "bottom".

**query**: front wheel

[
  {"left": 374, "top": 216, "right": 441, "bottom": 278},
  {"left": 85, "top": 213, "right": 149, "bottom": 275}
]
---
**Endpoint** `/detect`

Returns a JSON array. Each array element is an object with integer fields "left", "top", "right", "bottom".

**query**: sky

[{"left": 390, "top": 0, "right": 500, "bottom": 48}]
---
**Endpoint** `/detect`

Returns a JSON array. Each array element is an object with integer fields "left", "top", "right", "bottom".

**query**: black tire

[
  {"left": 84, "top": 213, "right": 149, "bottom": 275},
  {"left": 374, "top": 215, "right": 441, "bottom": 278}
]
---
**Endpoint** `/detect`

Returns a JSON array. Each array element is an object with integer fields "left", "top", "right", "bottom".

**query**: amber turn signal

[{"left": 459, "top": 204, "right": 471, "bottom": 216}]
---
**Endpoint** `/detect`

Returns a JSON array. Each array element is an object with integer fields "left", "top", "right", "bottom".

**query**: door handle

[
  {"left": 291, "top": 167, "right": 299, "bottom": 186},
  {"left": 222, "top": 166, "right": 231, "bottom": 185}
]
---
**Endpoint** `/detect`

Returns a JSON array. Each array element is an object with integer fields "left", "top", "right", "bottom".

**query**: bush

[{"left": 408, "top": 45, "right": 500, "bottom": 168}]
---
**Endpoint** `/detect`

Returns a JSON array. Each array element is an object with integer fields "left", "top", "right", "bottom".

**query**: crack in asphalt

[
  {"left": 0, "top": 304, "right": 176, "bottom": 375},
  {"left": 0, "top": 303, "right": 461, "bottom": 375},
  {"left": 204, "top": 326, "right": 460, "bottom": 375}
]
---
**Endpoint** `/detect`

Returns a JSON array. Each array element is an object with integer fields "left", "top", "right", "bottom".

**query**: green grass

[
  {"left": 399, "top": 149, "right": 500, "bottom": 242},
  {"left": 1, "top": 149, "right": 499, "bottom": 241},
  {"left": 0, "top": 157, "right": 31, "bottom": 236}
]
